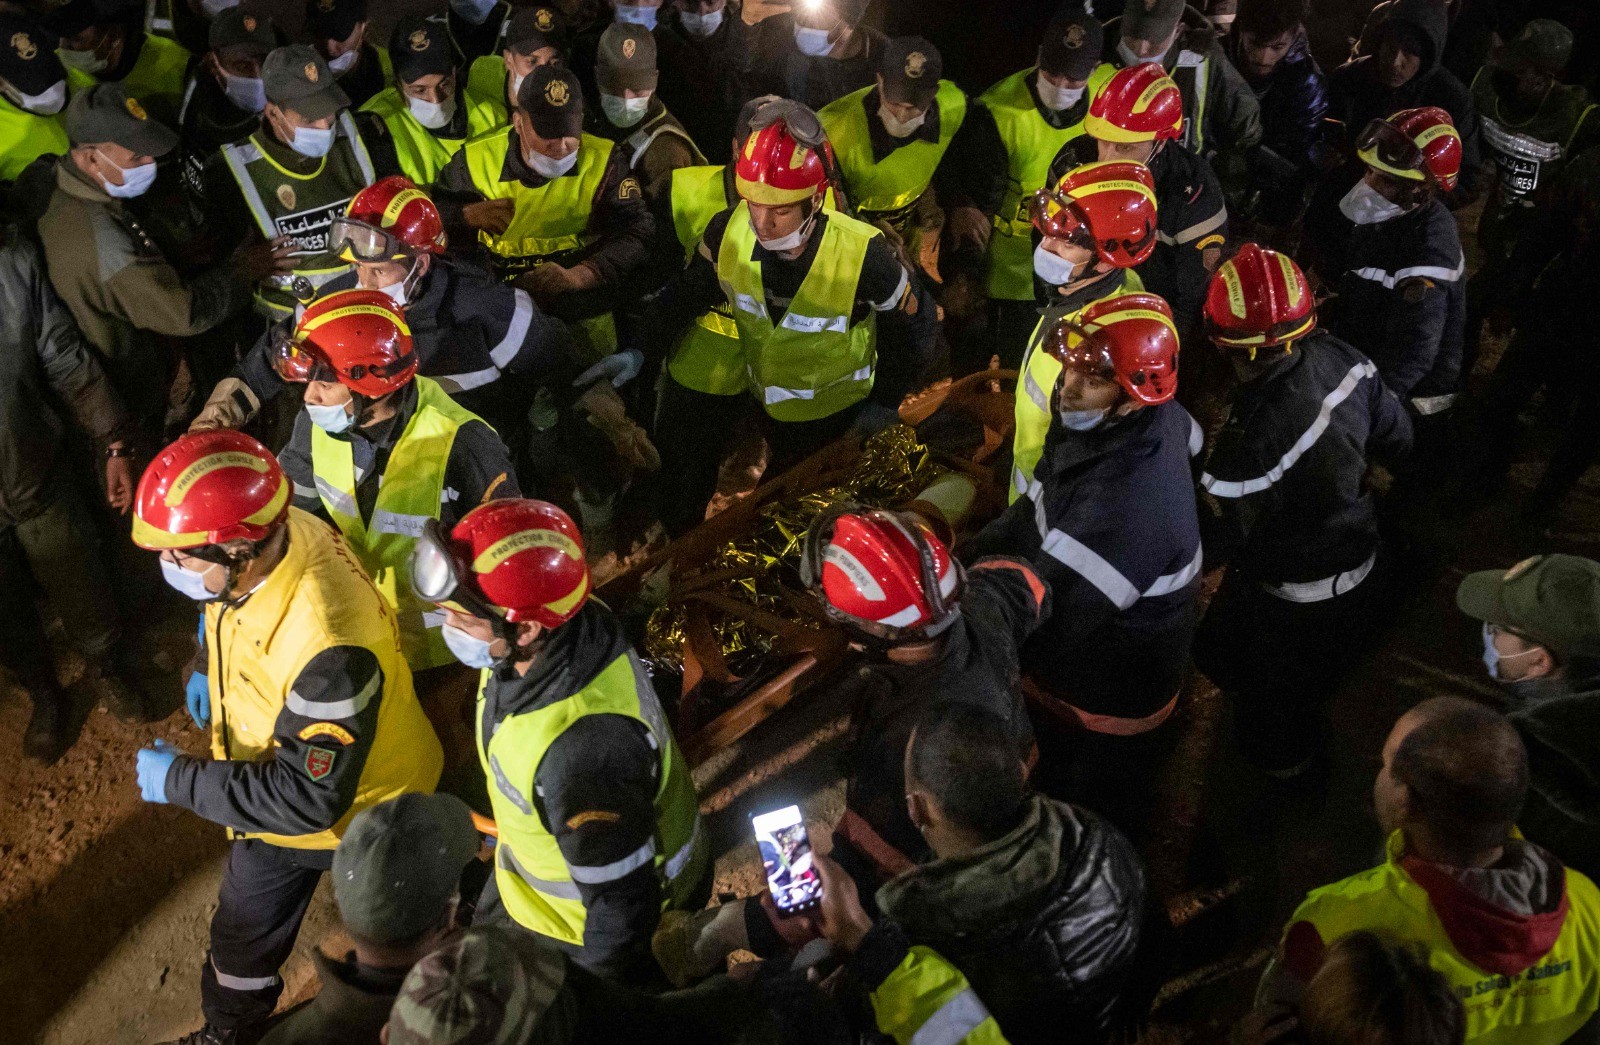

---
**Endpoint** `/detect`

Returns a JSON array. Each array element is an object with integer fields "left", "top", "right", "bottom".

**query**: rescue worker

[
  {"left": 1194, "top": 245, "right": 1413, "bottom": 781},
  {"left": 271, "top": 289, "right": 519, "bottom": 671},
  {"left": 358, "top": 13, "right": 508, "bottom": 189},
  {"left": 130, "top": 429, "right": 442, "bottom": 1045},
  {"left": 409, "top": 497, "right": 708, "bottom": 979},
  {"left": 1466, "top": 20, "right": 1597, "bottom": 369},
  {"left": 436, "top": 64, "right": 653, "bottom": 360},
  {"left": 176, "top": 9, "right": 276, "bottom": 224},
  {"left": 1104, "top": 0, "right": 1263, "bottom": 174},
  {"left": 818, "top": 37, "right": 1005, "bottom": 290},
  {"left": 0, "top": 10, "right": 70, "bottom": 185},
  {"left": 1008, "top": 160, "right": 1157, "bottom": 505},
  {"left": 1257, "top": 698, "right": 1600, "bottom": 1045},
  {"left": 41, "top": 83, "right": 290, "bottom": 437},
  {"left": 1052, "top": 63, "right": 1229, "bottom": 343},
  {"left": 0, "top": 223, "right": 152, "bottom": 762},
  {"left": 640, "top": 105, "right": 938, "bottom": 536},
  {"left": 1317, "top": 107, "right": 1465, "bottom": 434},
  {"left": 586, "top": 23, "right": 704, "bottom": 197},
  {"left": 964, "top": 295, "right": 1202, "bottom": 830},
  {"left": 977, "top": 7, "right": 1112, "bottom": 370},
  {"left": 800, "top": 506, "right": 1049, "bottom": 861},
  {"left": 202, "top": 44, "right": 378, "bottom": 323},
  {"left": 655, "top": 0, "right": 753, "bottom": 155},
  {"left": 746, "top": 0, "right": 887, "bottom": 113},
  {"left": 45, "top": 0, "right": 191, "bottom": 117},
  {"left": 304, "top": 0, "right": 387, "bottom": 110},
  {"left": 464, "top": 4, "right": 566, "bottom": 117}
]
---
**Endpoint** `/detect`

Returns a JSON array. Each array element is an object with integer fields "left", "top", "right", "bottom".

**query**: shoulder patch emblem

[
  {"left": 899, "top": 285, "right": 920, "bottom": 315},
  {"left": 242, "top": 15, "right": 256, "bottom": 32},
  {"left": 298, "top": 722, "right": 355, "bottom": 745},
  {"left": 566, "top": 809, "right": 623, "bottom": 830},
  {"left": 305, "top": 747, "right": 337, "bottom": 780},
  {"left": 618, "top": 176, "right": 642, "bottom": 200},
  {"left": 1202, "top": 244, "right": 1222, "bottom": 271},
  {"left": 1399, "top": 276, "right": 1434, "bottom": 303}
]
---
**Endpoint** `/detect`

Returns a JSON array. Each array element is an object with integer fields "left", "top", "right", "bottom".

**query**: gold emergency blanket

[{"left": 644, "top": 425, "right": 944, "bottom": 674}]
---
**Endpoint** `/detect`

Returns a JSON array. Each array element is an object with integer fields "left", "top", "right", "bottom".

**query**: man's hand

[
  {"left": 463, "top": 198, "right": 515, "bottom": 235},
  {"left": 945, "top": 206, "right": 992, "bottom": 252},
  {"left": 231, "top": 234, "right": 296, "bottom": 285},
  {"left": 136, "top": 740, "right": 178, "bottom": 804},
  {"left": 520, "top": 261, "right": 599, "bottom": 300},
  {"left": 576, "top": 382, "right": 660, "bottom": 470},
  {"left": 812, "top": 852, "right": 873, "bottom": 955},
  {"left": 105, "top": 449, "right": 134, "bottom": 514}
]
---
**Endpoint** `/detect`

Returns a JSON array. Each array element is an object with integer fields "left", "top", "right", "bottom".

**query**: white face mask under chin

[
  {"left": 680, "top": 8, "right": 723, "bottom": 37},
  {"left": 8, "top": 79, "right": 67, "bottom": 115},
  {"left": 756, "top": 212, "right": 815, "bottom": 252},
  {"left": 222, "top": 72, "right": 267, "bottom": 113},
  {"left": 407, "top": 93, "right": 457, "bottom": 129},
  {"left": 1058, "top": 405, "right": 1111, "bottom": 431},
  {"left": 1034, "top": 72, "right": 1084, "bottom": 112},
  {"left": 794, "top": 25, "right": 835, "bottom": 57},
  {"left": 161, "top": 557, "right": 222, "bottom": 601},
  {"left": 1032, "top": 242, "right": 1078, "bottom": 286},
  {"left": 1117, "top": 40, "right": 1168, "bottom": 67},
  {"left": 377, "top": 258, "right": 421, "bottom": 306},
  {"left": 878, "top": 102, "right": 926, "bottom": 138},
  {"left": 1339, "top": 179, "right": 1408, "bottom": 225},
  {"left": 59, "top": 48, "right": 108, "bottom": 74},
  {"left": 98, "top": 151, "right": 158, "bottom": 199},
  {"left": 525, "top": 147, "right": 578, "bottom": 179},
  {"left": 443, "top": 622, "right": 498, "bottom": 668},
  {"left": 326, "top": 49, "right": 360, "bottom": 76}
]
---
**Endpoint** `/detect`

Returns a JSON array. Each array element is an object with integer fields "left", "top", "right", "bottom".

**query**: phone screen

[{"left": 751, "top": 804, "right": 821, "bottom": 915}]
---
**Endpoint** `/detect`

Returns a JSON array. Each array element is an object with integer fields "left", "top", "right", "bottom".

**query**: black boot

[
  {"left": 159, "top": 1024, "right": 254, "bottom": 1045},
  {"left": 22, "top": 679, "right": 70, "bottom": 764},
  {"left": 87, "top": 646, "right": 159, "bottom": 723}
]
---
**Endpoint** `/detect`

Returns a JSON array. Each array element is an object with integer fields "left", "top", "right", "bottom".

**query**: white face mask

[
  {"left": 878, "top": 101, "right": 926, "bottom": 138},
  {"left": 307, "top": 399, "right": 355, "bottom": 433},
  {"left": 755, "top": 211, "right": 815, "bottom": 252},
  {"left": 1339, "top": 179, "right": 1407, "bottom": 225},
  {"left": 376, "top": 258, "right": 421, "bottom": 306},
  {"left": 526, "top": 146, "right": 578, "bottom": 178},
  {"left": 680, "top": 8, "right": 723, "bottom": 37},
  {"left": 614, "top": 3, "right": 659, "bottom": 28},
  {"left": 794, "top": 24, "right": 835, "bottom": 57},
  {"left": 1118, "top": 40, "right": 1167, "bottom": 67},
  {"left": 161, "top": 557, "right": 221, "bottom": 601},
  {"left": 1035, "top": 71, "right": 1083, "bottom": 112},
  {"left": 443, "top": 622, "right": 498, "bottom": 668},
  {"left": 222, "top": 71, "right": 267, "bottom": 113},
  {"left": 326, "top": 49, "right": 359, "bottom": 76},
  {"left": 1033, "top": 241, "right": 1078, "bottom": 286},
  {"left": 601, "top": 92, "right": 651, "bottom": 128},
  {"left": 97, "top": 150, "right": 158, "bottom": 199},
  {"left": 1058, "top": 406, "right": 1111, "bottom": 431},
  {"left": 450, "top": 0, "right": 499, "bottom": 25},
  {"left": 7, "top": 79, "right": 68, "bottom": 116},
  {"left": 407, "top": 92, "right": 456, "bottom": 129},
  {"left": 59, "top": 48, "right": 109, "bottom": 74},
  {"left": 199, "top": 0, "right": 240, "bottom": 15},
  {"left": 289, "top": 123, "right": 336, "bottom": 158}
]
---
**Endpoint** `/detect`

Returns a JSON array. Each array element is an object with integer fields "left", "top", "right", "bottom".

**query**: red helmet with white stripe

[
  {"left": 800, "top": 506, "right": 963, "bottom": 644},
  {"left": 1204, "top": 243, "right": 1317, "bottom": 356}
]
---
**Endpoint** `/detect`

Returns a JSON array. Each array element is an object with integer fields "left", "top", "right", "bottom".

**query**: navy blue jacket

[
  {"left": 966, "top": 401, "right": 1203, "bottom": 720},
  {"left": 1229, "top": 27, "right": 1329, "bottom": 173}
]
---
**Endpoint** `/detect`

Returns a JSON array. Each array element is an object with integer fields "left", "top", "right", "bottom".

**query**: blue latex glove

[
  {"left": 574, "top": 349, "right": 644, "bottom": 389},
  {"left": 185, "top": 672, "right": 210, "bottom": 729},
  {"left": 136, "top": 740, "right": 178, "bottom": 804},
  {"left": 848, "top": 403, "right": 900, "bottom": 437}
]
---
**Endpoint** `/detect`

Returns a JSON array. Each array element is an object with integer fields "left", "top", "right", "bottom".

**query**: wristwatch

[{"left": 106, "top": 443, "right": 134, "bottom": 459}]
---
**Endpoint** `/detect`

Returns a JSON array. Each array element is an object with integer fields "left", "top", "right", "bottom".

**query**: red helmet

[
  {"left": 800, "top": 507, "right": 962, "bottom": 643},
  {"left": 1030, "top": 160, "right": 1159, "bottom": 268},
  {"left": 735, "top": 118, "right": 831, "bottom": 207},
  {"left": 1084, "top": 63, "right": 1184, "bottom": 144},
  {"left": 331, "top": 176, "right": 448, "bottom": 262},
  {"left": 412, "top": 499, "right": 590, "bottom": 629},
  {"left": 1044, "top": 292, "right": 1180, "bottom": 405},
  {"left": 274, "top": 290, "right": 419, "bottom": 397},
  {"left": 1357, "top": 106, "right": 1462, "bottom": 192},
  {"left": 1204, "top": 243, "right": 1317, "bottom": 355},
  {"left": 131, "top": 430, "right": 290, "bottom": 551}
]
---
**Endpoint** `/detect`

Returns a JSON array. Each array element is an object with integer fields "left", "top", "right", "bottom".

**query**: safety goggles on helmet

[
  {"left": 1027, "top": 189, "right": 1096, "bottom": 251},
  {"left": 1047, "top": 318, "right": 1120, "bottom": 384},
  {"left": 1355, "top": 117, "right": 1428, "bottom": 182},
  {"left": 328, "top": 215, "right": 412, "bottom": 263},
  {"left": 269, "top": 329, "right": 417, "bottom": 387},
  {"left": 411, "top": 518, "right": 506, "bottom": 622}
]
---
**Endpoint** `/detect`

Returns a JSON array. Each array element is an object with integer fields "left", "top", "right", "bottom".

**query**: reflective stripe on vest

[
  {"left": 1008, "top": 269, "right": 1143, "bottom": 502},
  {"left": 980, "top": 64, "right": 1112, "bottom": 301},
  {"left": 666, "top": 164, "right": 746, "bottom": 395},
  {"left": 717, "top": 202, "right": 879, "bottom": 422},
  {"left": 1173, "top": 50, "right": 1210, "bottom": 155},
  {"left": 204, "top": 509, "right": 442, "bottom": 850},
  {"left": 310, "top": 377, "right": 486, "bottom": 671},
  {"left": 1290, "top": 831, "right": 1600, "bottom": 1045},
  {"left": 820, "top": 80, "right": 967, "bottom": 215},
  {"left": 475, "top": 650, "right": 705, "bottom": 946},
  {"left": 359, "top": 84, "right": 508, "bottom": 187},
  {"left": 0, "top": 100, "right": 67, "bottom": 182},
  {"left": 64, "top": 33, "right": 191, "bottom": 108},
  {"left": 221, "top": 111, "right": 377, "bottom": 318},
  {"left": 623, "top": 112, "right": 706, "bottom": 172},
  {"left": 868, "top": 945, "right": 1008, "bottom": 1045}
]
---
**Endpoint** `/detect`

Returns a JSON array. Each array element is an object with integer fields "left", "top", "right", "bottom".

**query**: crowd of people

[{"left": 5, "top": 0, "right": 1600, "bottom": 1041}]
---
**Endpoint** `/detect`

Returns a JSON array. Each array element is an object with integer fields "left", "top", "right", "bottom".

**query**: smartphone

[{"left": 751, "top": 804, "right": 822, "bottom": 916}]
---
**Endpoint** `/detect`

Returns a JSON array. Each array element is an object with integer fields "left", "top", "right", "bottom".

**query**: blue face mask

[
  {"left": 161, "top": 557, "right": 221, "bottom": 601},
  {"left": 1058, "top": 406, "right": 1111, "bottom": 431},
  {"left": 614, "top": 3, "right": 659, "bottom": 28},
  {"left": 307, "top": 400, "right": 354, "bottom": 434},
  {"left": 443, "top": 622, "right": 497, "bottom": 668},
  {"left": 1482, "top": 622, "right": 1541, "bottom": 681}
]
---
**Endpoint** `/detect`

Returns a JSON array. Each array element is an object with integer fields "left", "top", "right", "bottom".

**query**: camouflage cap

[
  {"left": 387, "top": 926, "right": 575, "bottom": 1045},
  {"left": 1489, "top": 18, "right": 1574, "bottom": 75},
  {"left": 1457, "top": 554, "right": 1600, "bottom": 658}
]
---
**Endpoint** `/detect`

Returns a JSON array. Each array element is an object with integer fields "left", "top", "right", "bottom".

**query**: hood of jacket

[
  {"left": 1369, "top": 0, "right": 1447, "bottom": 79},
  {"left": 1400, "top": 838, "right": 1570, "bottom": 977}
]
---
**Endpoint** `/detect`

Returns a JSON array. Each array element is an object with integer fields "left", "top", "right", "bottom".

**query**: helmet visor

[
  {"left": 1356, "top": 118, "right": 1427, "bottom": 180},
  {"left": 1043, "top": 320, "right": 1118, "bottom": 383},
  {"left": 1028, "top": 190, "right": 1095, "bottom": 249},
  {"left": 270, "top": 332, "right": 338, "bottom": 384},
  {"left": 411, "top": 520, "right": 504, "bottom": 620},
  {"left": 329, "top": 216, "right": 405, "bottom": 263}
]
